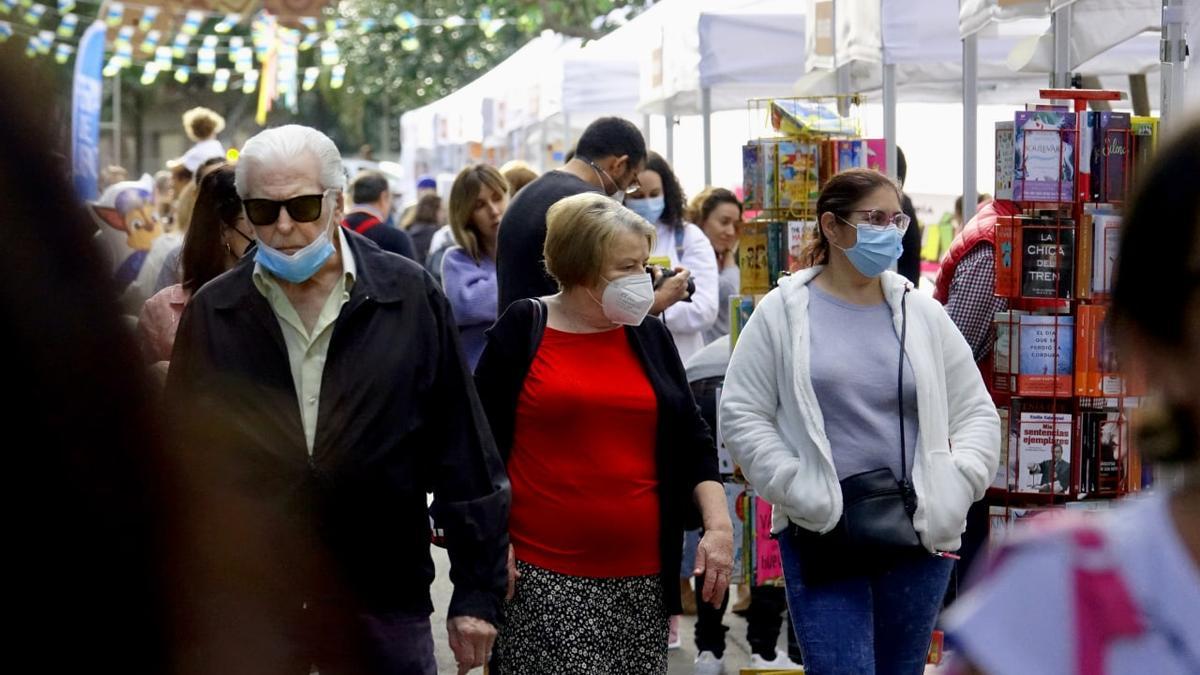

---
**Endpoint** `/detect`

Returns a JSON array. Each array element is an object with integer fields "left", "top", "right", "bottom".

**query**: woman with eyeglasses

[
  {"left": 719, "top": 168, "right": 1000, "bottom": 673},
  {"left": 137, "top": 164, "right": 255, "bottom": 382}
]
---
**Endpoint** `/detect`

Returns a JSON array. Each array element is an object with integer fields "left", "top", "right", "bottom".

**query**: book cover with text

[
  {"left": 1021, "top": 224, "right": 1076, "bottom": 299},
  {"left": 1013, "top": 111, "right": 1076, "bottom": 202},
  {"left": 1016, "top": 410, "right": 1074, "bottom": 495},
  {"left": 995, "top": 121, "right": 1015, "bottom": 200},
  {"left": 1018, "top": 314, "right": 1075, "bottom": 397}
]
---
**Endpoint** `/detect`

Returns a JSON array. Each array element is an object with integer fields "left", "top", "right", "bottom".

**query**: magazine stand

[{"left": 987, "top": 89, "right": 1151, "bottom": 536}]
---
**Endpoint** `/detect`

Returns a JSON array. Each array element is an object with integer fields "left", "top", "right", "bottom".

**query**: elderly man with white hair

[{"left": 164, "top": 125, "right": 509, "bottom": 675}]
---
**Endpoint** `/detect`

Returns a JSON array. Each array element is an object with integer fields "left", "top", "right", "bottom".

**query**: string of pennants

[{"left": 0, "top": 0, "right": 513, "bottom": 94}]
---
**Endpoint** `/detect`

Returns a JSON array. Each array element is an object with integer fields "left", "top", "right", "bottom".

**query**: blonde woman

[
  {"left": 475, "top": 192, "right": 733, "bottom": 673},
  {"left": 442, "top": 164, "right": 508, "bottom": 371}
]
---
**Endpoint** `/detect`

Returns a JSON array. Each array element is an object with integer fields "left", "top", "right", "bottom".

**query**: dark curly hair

[{"left": 642, "top": 151, "right": 686, "bottom": 229}]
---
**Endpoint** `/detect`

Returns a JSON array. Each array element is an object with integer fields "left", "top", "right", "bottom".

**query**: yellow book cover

[{"left": 739, "top": 222, "right": 770, "bottom": 294}]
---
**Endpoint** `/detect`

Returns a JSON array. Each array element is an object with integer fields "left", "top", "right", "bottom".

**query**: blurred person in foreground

[
  {"left": 499, "top": 159, "right": 538, "bottom": 196},
  {"left": 475, "top": 193, "right": 732, "bottom": 673},
  {"left": 165, "top": 124, "right": 509, "bottom": 674},
  {"left": 0, "top": 56, "right": 168, "bottom": 672},
  {"left": 137, "top": 165, "right": 255, "bottom": 378},
  {"left": 943, "top": 120, "right": 1200, "bottom": 675}
]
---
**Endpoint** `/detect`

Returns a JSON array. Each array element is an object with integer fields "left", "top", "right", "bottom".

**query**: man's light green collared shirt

[{"left": 252, "top": 235, "right": 356, "bottom": 454}]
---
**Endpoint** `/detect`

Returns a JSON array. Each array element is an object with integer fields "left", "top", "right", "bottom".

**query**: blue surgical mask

[
  {"left": 254, "top": 222, "right": 336, "bottom": 284},
  {"left": 833, "top": 217, "right": 903, "bottom": 278},
  {"left": 626, "top": 195, "right": 665, "bottom": 224}
]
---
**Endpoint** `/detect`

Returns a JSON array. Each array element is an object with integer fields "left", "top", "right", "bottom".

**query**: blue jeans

[{"left": 777, "top": 527, "right": 952, "bottom": 675}]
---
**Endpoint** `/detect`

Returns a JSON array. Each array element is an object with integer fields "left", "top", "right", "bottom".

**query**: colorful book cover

[
  {"left": 766, "top": 221, "right": 787, "bottom": 287},
  {"left": 1016, "top": 410, "right": 1074, "bottom": 495},
  {"left": 1095, "top": 112, "right": 1130, "bottom": 203},
  {"left": 994, "top": 215, "right": 1021, "bottom": 297},
  {"left": 1074, "top": 304, "right": 1125, "bottom": 397},
  {"left": 864, "top": 138, "right": 887, "bottom": 174},
  {"left": 836, "top": 139, "right": 863, "bottom": 171},
  {"left": 776, "top": 140, "right": 820, "bottom": 213},
  {"left": 1021, "top": 223, "right": 1075, "bottom": 299},
  {"left": 993, "top": 407, "right": 1013, "bottom": 490},
  {"left": 1090, "top": 212, "right": 1121, "bottom": 296},
  {"left": 1079, "top": 408, "right": 1126, "bottom": 496},
  {"left": 752, "top": 496, "right": 783, "bottom": 585},
  {"left": 723, "top": 483, "right": 746, "bottom": 581},
  {"left": 1131, "top": 116, "right": 1158, "bottom": 181},
  {"left": 787, "top": 220, "right": 810, "bottom": 272},
  {"left": 739, "top": 222, "right": 770, "bottom": 294},
  {"left": 1013, "top": 111, "right": 1076, "bottom": 202},
  {"left": 1076, "top": 211, "right": 1094, "bottom": 300},
  {"left": 742, "top": 143, "right": 763, "bottom": 210},
  {"left": 761, "top": 141, "right": 779, "bottom": 211},
  {"left": 729, "top": 295, "right": 756, "bottom": 349},
  {"left": 995, "top": 121, "right": 1015, "bottom": 200},
  {"left": 992, "top": 310, "right": 1026, "bottom": 394},
  {"left": 1018, "top": 314, "right": 1075, "bottom": 398}
]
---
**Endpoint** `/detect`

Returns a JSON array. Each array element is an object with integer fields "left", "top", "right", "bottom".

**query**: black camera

[{"left": 648, "top": 265, "right": 696, "bottom": 302}]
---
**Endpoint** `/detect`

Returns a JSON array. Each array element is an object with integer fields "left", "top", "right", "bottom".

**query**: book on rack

[
  {"left": 1017, "top": 314, "right": 1074, "bottom": 398},
  {"left": 776, "top": 140, "right": 821, "bottom": 213},
  {"left": 1021, "top": 220, "right": 1075, "bottom": 299},
  {"left": 1075, "top": 205, "right": 1121, "bottom": 299},
  {"left": 1087, "top": 112, "right": 1130, "bottom": 203},
  {"left": 1131, "top": 116, "right": 1159, "bottom": 180},
  {"left": 729, "top": 295, "right": 756, "bottom": 348},
  {"left": 1078, "top": 403, "right": 1128, "bottom": 497},
  {"left": 739, "top": 222, "right": 770, "bottom": 294},
  {"left": 742, "top": 143, "right": 764, "bottom": 210},
  {"left": 993, "top": 407, "right": 1015, "bottom": 490},
  {"left": 994, "top": 214, "right": 1021, "bottom": 297},
  {"left": 1074, "top": 304, "right": 1129, "bottom": 397},
  {"left": 751, "top": 496, "right": 783, "bottom": 585},
  {"left": 766, "top": 221, "right": 789, "bottom": 287},
  {"left": 787, "top": 220, "right": 811, "bottom": 272},
  {"left": 1012, "top": 399, "right": 1074, "bottom": 495},
  {"left": 992, "top": 310, "right": 1028, "bottom": 395},
  {"left": 1013, "top": 110, "right": 1076, "bottom": 203},
  {"left": 722, "top": 482, "right": 746, "bottom": 581},
  {"left": 995, "top": 121, "right": 1015, "bottom": 200}
]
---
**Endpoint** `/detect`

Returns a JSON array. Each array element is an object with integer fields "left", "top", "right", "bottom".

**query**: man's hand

[
  {"left": 506, "top": 544, "right": 520, "bottom": 601},
  {"left": 693, "top": 528, "right": 734, "bottom": 607},
  {"left": 650, "top": 267, "right": 692, "bottom": 314},
  {"left": 446, "top": 615, "right": 496, "bottom": 675}
]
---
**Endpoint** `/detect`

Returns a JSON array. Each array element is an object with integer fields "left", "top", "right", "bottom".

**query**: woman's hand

[
  {"left": 651, "top": 267, "right": 691, "bottom": 314},
  {"left": 693, "top": 528, "right": 734, "bottom": 607},
  {"left": 506, "top": 544, "right": 519, "bottom": 601}
]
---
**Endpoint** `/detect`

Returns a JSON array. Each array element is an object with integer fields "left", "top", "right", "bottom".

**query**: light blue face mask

[
  {"left": 833, "top": 217, "right": 904, "bottom": 278},
  {"left": 626, "top": 195, "right": 665, "bottom": 224},
  {"left": 254, "top": 221, "right": 336, "bottom": 284}
]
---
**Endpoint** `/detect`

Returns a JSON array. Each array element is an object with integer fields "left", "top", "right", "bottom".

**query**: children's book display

[{"left": 988, "top": 90, "right": 1153, "bottom": 527}]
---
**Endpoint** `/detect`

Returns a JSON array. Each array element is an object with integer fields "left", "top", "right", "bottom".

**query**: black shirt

[
  {"left": 898, "top": 193, "right": 921, "bottom": 285},
  {"left": 496, "top": 170, "right": 599, "bottom": 307},
  {"left": 342, "top": 212, "right": 417, "bottom": 261}
]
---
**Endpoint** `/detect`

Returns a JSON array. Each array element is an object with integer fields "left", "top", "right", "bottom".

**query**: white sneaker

[
  {"left": 667, "top": 614, "right": 682, "bottom": 650},
  {"left": 693, "top": 650, "right": 725, "bottom": 675},
  {"left": 750, "top": 653, "right": 804, "bottom": 670}
]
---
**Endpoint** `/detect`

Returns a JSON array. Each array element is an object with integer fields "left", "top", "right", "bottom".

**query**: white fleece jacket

[{"left": 720, "top": 267, "right": 1000, "bottom": 553}]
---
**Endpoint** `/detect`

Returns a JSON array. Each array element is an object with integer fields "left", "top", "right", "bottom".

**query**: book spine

[
  {"left": 994, "top": 216, "right": 1019, "bottom": 297},
  {"left": 1076, "top": 212, "right": 1094, "bottom": 300}
]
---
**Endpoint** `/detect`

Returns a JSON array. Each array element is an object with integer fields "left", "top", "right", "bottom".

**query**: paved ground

[{"left": 429, "top": 547, "right": 775, "bottom": 674}]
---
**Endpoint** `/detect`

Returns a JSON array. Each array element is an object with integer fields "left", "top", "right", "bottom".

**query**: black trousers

[{"left": 693, "top": 576, "right": 801, "bottom": 662}]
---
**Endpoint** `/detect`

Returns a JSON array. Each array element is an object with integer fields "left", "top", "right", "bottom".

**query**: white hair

[{"left": 235, "top": 124, "right": 345, "bottom": 198}]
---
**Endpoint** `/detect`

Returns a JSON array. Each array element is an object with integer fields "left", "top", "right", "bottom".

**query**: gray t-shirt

[
  {"left": 704, "top": 264, "right": 741, "bottom": 345},
  {"left": 809, "top": 283, "right": 919, "bottom": 481}
]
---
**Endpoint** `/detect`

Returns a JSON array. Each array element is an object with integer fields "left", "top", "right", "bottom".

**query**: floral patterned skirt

[{"left": 495, "top": 560, "right": 668, "bottom": 675}]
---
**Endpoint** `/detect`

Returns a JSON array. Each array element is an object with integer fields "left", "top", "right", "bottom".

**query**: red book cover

[{"left": 994, "top": 215, "right": 1021, "bottom": 297}]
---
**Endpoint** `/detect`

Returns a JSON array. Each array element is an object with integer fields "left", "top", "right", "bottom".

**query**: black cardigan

[{"left": 474, "top": 299, "right": 721, "bottom": 614}]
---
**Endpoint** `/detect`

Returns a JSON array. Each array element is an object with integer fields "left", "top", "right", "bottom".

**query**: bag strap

[
  {"left": 527, "top": 297, "right": 546, "bottom": 366},
  {"left": 898, "top": 288, "right": 910, "bottom": 483},
  {"left": 350, "top": 214, "right": 382, "bottom": 234}
]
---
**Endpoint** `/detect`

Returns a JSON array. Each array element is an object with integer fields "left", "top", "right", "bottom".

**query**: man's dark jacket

[{"left": 164, "top": 230, "right": 510, "bottom": 630}]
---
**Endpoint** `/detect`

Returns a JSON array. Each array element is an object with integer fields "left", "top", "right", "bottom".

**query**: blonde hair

[
  {"left": 499, "top": 160, "right": 538, "bottom": 196},
  {"left": 182, "top": 107, "right": 225, "bottom": 142},
  {"left": 544, "top": 193, "right": 656, "bottom": 290},
  {"left": 449, "top": 164, "right": 508, "bottom": 263}
]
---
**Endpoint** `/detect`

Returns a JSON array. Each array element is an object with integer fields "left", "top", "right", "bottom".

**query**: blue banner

[{"left": 71, "top": 20, "right": 104, "bottom": 200}]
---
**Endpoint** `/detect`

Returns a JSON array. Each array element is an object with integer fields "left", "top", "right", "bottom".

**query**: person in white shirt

[
  {"left": 688, "top": 187, "right": 743, "bottom": 345},
  {"left": 626, "top": 152, "right": 718, "bottom": 364}
]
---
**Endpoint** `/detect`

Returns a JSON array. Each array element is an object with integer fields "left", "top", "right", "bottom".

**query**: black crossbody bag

[{"left": 788, "top": 289, "right": 924, "bottom": 581}]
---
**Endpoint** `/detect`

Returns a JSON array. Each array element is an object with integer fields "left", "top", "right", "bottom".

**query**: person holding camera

[{"left": 627, "top": 152, "right": 718, "bottom": 364}]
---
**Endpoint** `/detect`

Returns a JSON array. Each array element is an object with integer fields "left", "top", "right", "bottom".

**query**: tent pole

[
  {"left": 1051, "top": 4, "right": 1072, "bottom": 88},
  {"left": 642, "top": 114, "right": 651, "bottom": 147},
  {"left": 701, "top": 87, "right": 712, "bottom": 185},
  {"left": 1161, "top": 0, "right": 1188, "bottom": 135},
  {"left": 883, "top": 63, "right": 897, "bottom": 181},
  {"left": 963, "top": 32, "right": 978, "bottom": 217},
  {"left": 665, "top": 100, "right": 675, "bottom": 165}
]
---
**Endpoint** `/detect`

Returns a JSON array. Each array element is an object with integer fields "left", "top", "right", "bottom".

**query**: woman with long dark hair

[
  {"left": 626, "top": 151, "right": 718, "bottom": 363},
  {"left": 687, "top": 187, "right": 743, "bottom": 344},
  {"left": 137, "top": 165, "right": 254, "bottom": 369}
]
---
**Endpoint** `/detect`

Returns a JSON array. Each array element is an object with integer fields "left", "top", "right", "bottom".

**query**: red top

[{"left": 508, "top": 326, "right": 661, "bottom": 577}]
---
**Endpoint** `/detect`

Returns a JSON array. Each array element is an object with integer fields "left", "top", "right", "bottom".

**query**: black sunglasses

[{"left": 242, "top": 192, "right": 329, "bottom": 227}]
